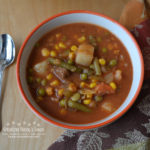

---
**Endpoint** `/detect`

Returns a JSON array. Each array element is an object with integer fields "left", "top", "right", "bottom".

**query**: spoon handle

[{"left": 0, "top": 66, "right": 4, "bottom": 132}]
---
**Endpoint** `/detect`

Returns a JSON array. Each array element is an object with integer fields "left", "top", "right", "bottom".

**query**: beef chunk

[{"left": 52, "top": 66, "right": 70, "bottom": 83}]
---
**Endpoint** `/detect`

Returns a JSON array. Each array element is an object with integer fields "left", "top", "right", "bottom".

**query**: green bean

[
  {"left": 109, "top": 59, "right": 117, "bottom": 67},
  {"left": 49, "top": 58, "right": 94, "bottom": 74},
  {"left": 71, "top": 93, "right": 80, "bottom": 102},
  {"left": 59, "top": 99, "right": 67, "bottom": 107},
  {"left": 95, "top": 95, "right": 103, "bottom": 102},
  {"left": 48, "top": 58, "right": 77, "bottom": 72},
  {"left": 68, "top": 100, "right": 91, "bottom": 112},
  {"left": 93, "top": 57, "right": 101, "bottom": 75},
  {"left": 37, "top": 88, "right": 45, "bottom": 96},
  {"left": 61, "top": 62, "right": 76, "bottom": 72},
  {"left": 41, "top": 79, "right": 47, "bottom": 86},
  {"left": 48, "top": 57, "right": 61, "bottom": 65}
]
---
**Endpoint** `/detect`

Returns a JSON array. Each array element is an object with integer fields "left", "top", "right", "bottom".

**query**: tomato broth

[{"left": 26, "top": 23, "right": 133, "bottom": 124}]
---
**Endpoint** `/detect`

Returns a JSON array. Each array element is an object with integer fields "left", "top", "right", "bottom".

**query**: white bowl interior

[{"left": 19, "top": 13, "right": 142, "bottom": 128}]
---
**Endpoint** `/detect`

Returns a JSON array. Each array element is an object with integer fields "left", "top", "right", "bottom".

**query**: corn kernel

[
  {"left": 58, "top": 89, "right": 64, "bottom": 96},
  {"left": 68, "top": 52, "right": 75, "bottom": 60},
  {"left": 41, "top": 48, "right": 50, "bottom": 57},
  {"left": 68, "top": 83, "right": 77, "bottom": 92},
  {"left": 50, "top": 80, "right": 59, "bottom": 86},
  {"left": 46, "top": 73, "right": 53, "bottom": 80},
  {"left": 109, "top": 82, "right": 117, "bottom": 90},
  {"left": 83, "top": 99, "right": 92, "bottom": 105},
  {"left": 78, "top": 36, "right": 86, "bottom": 43},
  {"left": 71, "top": 45, "right": 78, "bottom": 52},
  {"left": 55, "top": 44, "right": 59, "bottom": 50},
  {"left": 60, "top": 108, "right": 67, "bottom": 115},
  {"left": 86, "top": 94, "right": 93, "bottom": 99},
  {"left": 50, "top": 51, "right": 57, "bottom": 57},
  {"left": 56, "top": 33, "right": 61, "bottom": 38},
  {"left": 99, "top": 58, "right": 106, "bottom": 66},
  {"left": 80, "top": 82, "right": 86, "bottom": 88},
  {"left": 46, "top": 87, "right": 53, "bottom": 96},
  {"left": 90, "top": 82, "right": 97, "bottom": 88},
  {"left": 59, "top": 42, "right": 66, "bottom": 48}
]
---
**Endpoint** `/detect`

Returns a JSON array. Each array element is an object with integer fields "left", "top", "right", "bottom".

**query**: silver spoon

[{"left": 0, "top": 34, "right": 15, "bottom": 131}]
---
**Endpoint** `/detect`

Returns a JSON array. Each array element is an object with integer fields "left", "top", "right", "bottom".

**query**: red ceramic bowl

[{"left": 16, "top": 10, "right": 144, "bottom": 130}]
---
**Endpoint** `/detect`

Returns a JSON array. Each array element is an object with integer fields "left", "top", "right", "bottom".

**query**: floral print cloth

[{"left": 48, "top": 19, "right": 150, "bottom": 150}]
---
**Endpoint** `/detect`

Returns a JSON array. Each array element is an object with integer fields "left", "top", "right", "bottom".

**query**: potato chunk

[
  {"left": 101, "top": 102, "right": 114, "bottom": 113},
  {"left": 75, "top": 43, "right": 94, "bottom": 66},
  {"left": 33, "top": 60, "right": 48, "bottom": 74},
  {"left": 114, "top": 69, "right": 122, "bottom": 81}
]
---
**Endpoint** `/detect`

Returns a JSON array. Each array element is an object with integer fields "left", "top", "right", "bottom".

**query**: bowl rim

[{"left": 16, "top": 10, "right": 144, "bottom": 130}]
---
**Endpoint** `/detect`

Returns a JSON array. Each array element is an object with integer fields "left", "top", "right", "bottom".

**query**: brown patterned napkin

[{"left": 48, "top": 1, "right": 150, "bottom": 149}]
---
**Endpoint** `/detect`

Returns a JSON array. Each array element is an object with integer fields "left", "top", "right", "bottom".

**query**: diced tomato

[{"left": 95, "top": 82, "right": 115, "bottom": 95}]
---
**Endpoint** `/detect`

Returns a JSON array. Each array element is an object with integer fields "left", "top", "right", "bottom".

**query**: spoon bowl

[{"left": 0, "top": 34, "right": 15, "bottom": 67}]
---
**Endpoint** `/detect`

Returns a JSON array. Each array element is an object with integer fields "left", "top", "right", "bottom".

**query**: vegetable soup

[{"left": 26, "top": 23, "right": 133, "bottom": 124}]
